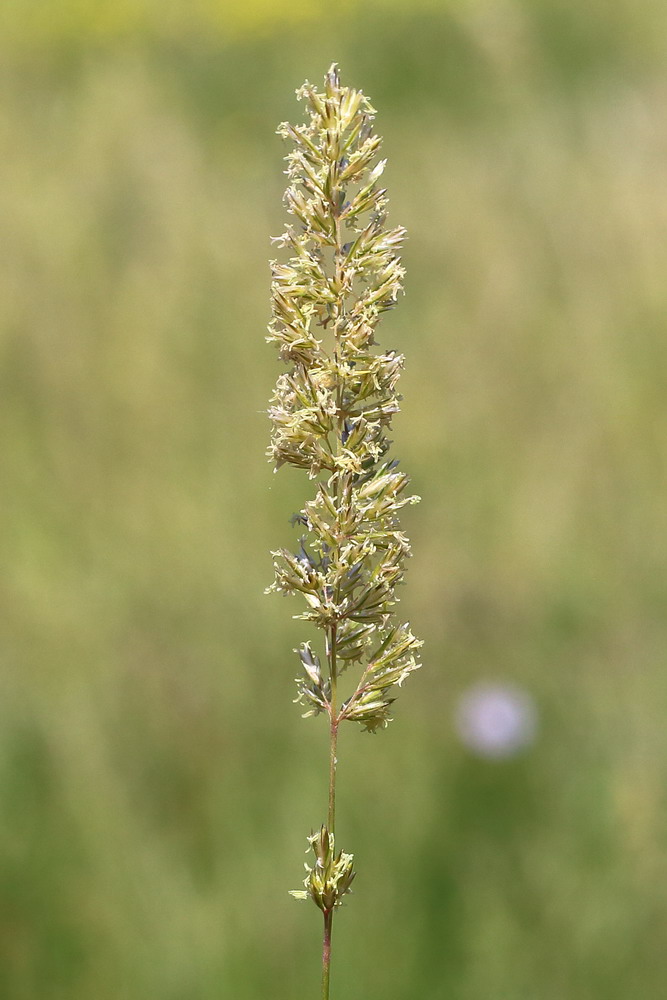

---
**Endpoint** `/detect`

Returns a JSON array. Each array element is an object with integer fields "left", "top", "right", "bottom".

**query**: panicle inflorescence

[{"left": 266, "top": 65, "right": 421, "bottom": 922}]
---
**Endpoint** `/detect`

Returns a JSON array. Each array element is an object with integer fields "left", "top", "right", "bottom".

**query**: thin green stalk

[
  {"left": 327, "top": 625, "right": 339, "bottom": 837},
  {"left": 323, "top": 625, "right": 338, "bottom": 1000},
  {"left": 322, "top": 909, "right": 333, "bottom": 1000}
]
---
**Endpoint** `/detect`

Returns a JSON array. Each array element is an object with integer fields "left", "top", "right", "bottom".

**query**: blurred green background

[{"left": 2, "top": 1, "right": 667, "bottom": 997}]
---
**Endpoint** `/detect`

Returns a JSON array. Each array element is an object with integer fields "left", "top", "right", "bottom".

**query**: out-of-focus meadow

[{"left": 2, "top": 1, "right": 667, "bottom": 997}]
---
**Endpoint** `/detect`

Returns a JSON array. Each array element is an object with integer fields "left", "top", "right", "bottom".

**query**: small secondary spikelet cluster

[
  {"left": 267, "top": 64, "right": 421, "bottom": 911},
  {"left": 289, "top": 827, "right": 356, "bottom": 910}
]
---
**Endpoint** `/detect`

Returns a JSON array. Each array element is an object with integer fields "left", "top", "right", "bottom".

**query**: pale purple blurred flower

[{"left": 455, "top": 683, "right": 538, "bottom": 759}]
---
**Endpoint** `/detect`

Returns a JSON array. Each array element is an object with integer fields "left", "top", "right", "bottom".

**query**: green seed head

[{"left": 267, "top": 64, "right": 422, "bottom": 737}]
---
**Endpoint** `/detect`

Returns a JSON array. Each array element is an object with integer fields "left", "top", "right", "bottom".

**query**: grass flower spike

[{"left": 266, "top": 63, "right": 421, "bottom": 998}]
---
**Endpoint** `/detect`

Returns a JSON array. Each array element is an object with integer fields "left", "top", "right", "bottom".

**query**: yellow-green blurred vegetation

[{"left": 2, "top": 1, "right": 667, "bottom": 997}]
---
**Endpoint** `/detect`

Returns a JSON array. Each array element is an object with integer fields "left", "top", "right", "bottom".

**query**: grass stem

[{"left": 321, "top": 908, "right": 333, "bottom": 1000}]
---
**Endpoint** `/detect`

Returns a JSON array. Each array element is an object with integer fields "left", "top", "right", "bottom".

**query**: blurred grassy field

[{"left": 2, "top": 2, "right": 667, "bottom": 997}]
